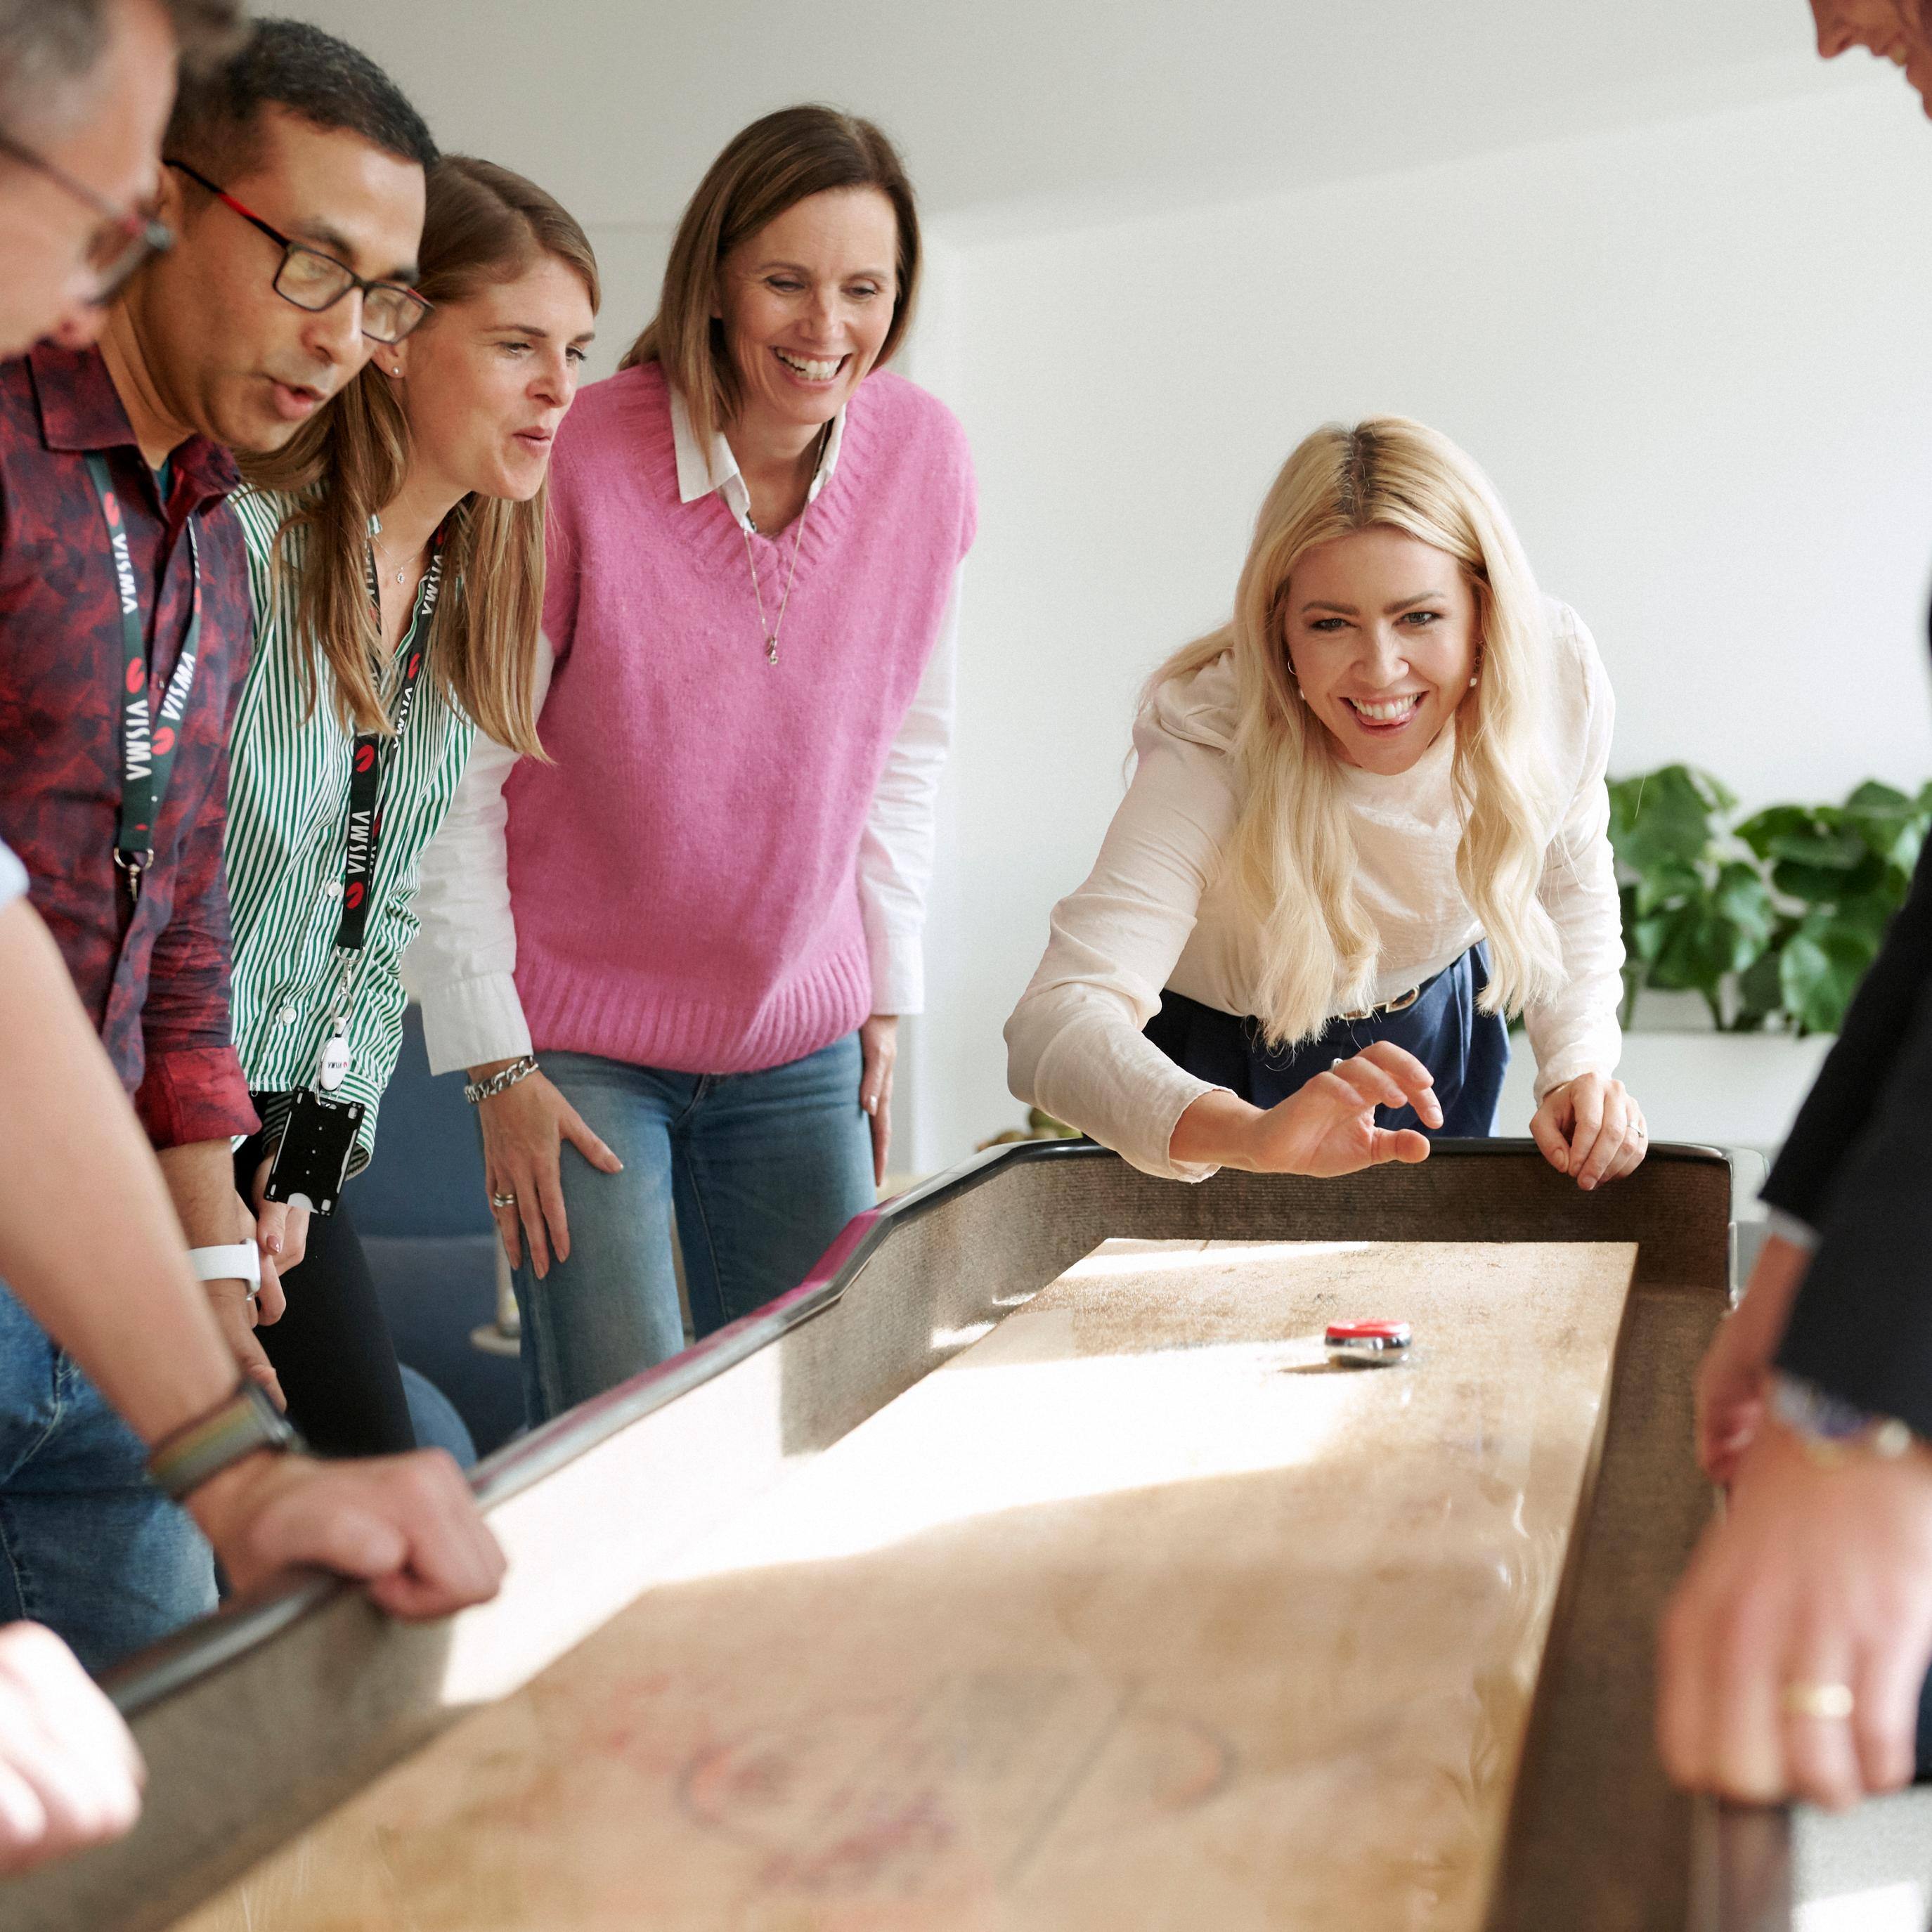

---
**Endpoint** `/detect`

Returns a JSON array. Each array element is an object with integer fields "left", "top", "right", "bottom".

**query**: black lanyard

[
  {"left": 337, "top": 528, "right": 446, "bottom": 952},
  {"left": 84, "top": 453, "right": 200, "bottom": 901}
]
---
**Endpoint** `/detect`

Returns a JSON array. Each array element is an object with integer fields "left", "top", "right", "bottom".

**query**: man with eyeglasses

[
  {"left": 0, "top": 1, "right": 510, "bottom": 1881},
  {"left": 0, "top": 6, "right": 513, "bottom": 1723}
]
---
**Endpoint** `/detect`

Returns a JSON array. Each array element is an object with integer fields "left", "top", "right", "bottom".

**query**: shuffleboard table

[{"left": 1, "top": 1140, "right": 1926, "bottom": 1931}]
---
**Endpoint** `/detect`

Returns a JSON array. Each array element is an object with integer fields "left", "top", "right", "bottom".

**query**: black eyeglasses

[
  {"left": 164, "top": 160, "right": 432, "bottom": 345},
  {"left": 0, "top": 128, "right": 172, "bottom": 303}
]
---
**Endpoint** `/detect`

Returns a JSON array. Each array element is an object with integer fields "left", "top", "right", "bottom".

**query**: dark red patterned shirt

[{"left": 0, "top": 344, "right": 257, "bottom": 1147}]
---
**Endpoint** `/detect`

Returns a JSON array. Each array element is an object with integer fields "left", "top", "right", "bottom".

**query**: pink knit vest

[{"left": 504, "top": 361, "right": 976, "bottom": 1073}]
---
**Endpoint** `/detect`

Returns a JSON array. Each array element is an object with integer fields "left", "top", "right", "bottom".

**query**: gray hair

[{"left": 0, "top": 0, "right": 247, "bottom": 134}]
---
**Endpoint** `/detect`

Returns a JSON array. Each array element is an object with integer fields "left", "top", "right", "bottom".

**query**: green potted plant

[
  {"left": 1497, "top": 765, "right": 1928, "bottom": 1153},
  {"left": 1609, "top": 765, "right": 1929, "bottom": 1034}
]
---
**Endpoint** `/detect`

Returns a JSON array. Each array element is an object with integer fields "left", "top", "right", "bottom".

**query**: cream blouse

[{"left": 1004, "top": 599, "right": 1626, "bottom": 1181}]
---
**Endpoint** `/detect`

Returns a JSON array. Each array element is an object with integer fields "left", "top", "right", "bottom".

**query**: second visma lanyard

[
  {"left": 82, "top": 455, "right": 200, "bottom": 905},
  {"left": 264, "top": 522, "right": 447, "bottom": 1216}
]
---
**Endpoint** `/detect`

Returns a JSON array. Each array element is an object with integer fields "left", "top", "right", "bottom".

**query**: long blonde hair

[
  {"left": 619, "top": 104, "right": 920, "bottom": 453},
  {"left": 1150, "top": 417, "right": 1564, "bottom": 1047},
  {"left": 242, "top": 156, "right": 601, "bottom": 753}
]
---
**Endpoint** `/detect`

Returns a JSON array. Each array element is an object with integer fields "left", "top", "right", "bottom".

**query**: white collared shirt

[
  {"left": 666, "top": 382, "right": 848, "bottom": 532},
  {"left": 406, "top": 387, "right": 961, "bottom": 1075}
]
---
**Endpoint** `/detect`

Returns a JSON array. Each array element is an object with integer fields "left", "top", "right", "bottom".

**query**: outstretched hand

[
  {"left": 1246, "top": 1041, "right": 1441, "bottom": 1174},
  {"left": 1169, "top": 1041, "right": 1441, "bottom": 1176}
]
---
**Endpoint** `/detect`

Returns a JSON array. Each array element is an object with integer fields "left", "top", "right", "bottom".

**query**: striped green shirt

[{"left": 226, "top": 487, "right": 474, "bottom": 1171}]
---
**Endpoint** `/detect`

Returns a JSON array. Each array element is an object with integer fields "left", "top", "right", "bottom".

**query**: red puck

[
  {"left": 1325, "top": 1321, "right": 1411, "bottom": 1345},
  {"left": 1325, "top": 1320, "right": 1412, "bottom": 1364}
]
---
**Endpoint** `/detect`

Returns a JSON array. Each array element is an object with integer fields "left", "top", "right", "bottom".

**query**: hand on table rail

[
  {"left": 1659, "top": 1417, "right": 1932, "bottom": 1810},
  {"left": 1529, "top": 1072, "right": 1647, "bottom": 1190},
  {"left": 188, "top": 1446, "right": 507, "bottom": 1621},
  {"left": 0, "top": 1623, "right": 143, "bottom": 1876},
  {"left": 1696, "top": 1233, "right": 1813, "bottom": 1486}
]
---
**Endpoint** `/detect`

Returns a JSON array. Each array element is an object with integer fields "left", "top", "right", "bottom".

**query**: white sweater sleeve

[
  {"left": 1521, "top": 610, "right": 1626, "bottom": 1100},
  {"left": 1004, "top": 678, "right": 1240, "bottom": 1183},
  {"left": 855, "top": 566, "right": 961, "bottom": 1016},
  {"left": 406, "top": 636, "right": 555, "bottom": 1077}
]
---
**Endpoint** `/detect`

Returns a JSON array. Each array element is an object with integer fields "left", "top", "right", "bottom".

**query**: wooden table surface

[{"left": 175, "top": 1237, "right": 1637, "bottom": 1932}]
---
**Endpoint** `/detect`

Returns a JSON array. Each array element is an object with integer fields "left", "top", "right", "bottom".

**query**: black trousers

[{"left": 233, "top": 1129, "right": 415, "bottom": 1459}]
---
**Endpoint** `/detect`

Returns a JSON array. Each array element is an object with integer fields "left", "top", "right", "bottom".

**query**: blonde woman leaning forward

[{"left": 1006, "top": 417, "right": 1645, "bottom": 1187}]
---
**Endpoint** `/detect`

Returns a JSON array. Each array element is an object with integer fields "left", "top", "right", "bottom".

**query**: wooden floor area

[{"left": 174, "top": 1238, "right": 1637, "bottom": 1932}]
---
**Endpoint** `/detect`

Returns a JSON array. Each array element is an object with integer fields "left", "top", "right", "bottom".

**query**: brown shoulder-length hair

[
  {"left": 621, "top": 105, "right": 919, "bottom": 452},
  {"left": 242, "top": 155, "right": 600, "bottom": 753}
]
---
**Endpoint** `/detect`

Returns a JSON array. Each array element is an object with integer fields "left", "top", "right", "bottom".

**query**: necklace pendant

[{"left": 767, "top": 637, "right": 779, "bottom": 668}]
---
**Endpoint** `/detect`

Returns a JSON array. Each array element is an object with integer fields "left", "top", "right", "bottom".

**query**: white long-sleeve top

[
  {"left": 406, "top": 391, "right": 961, "bottom": 1076},
  {"left": 1005, "top": 599, "right": 1625, "bottom": 1182}
]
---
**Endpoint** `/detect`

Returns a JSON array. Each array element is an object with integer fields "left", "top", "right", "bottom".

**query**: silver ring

[{"left": 491, "top": 1191, "right": 518, "bottom": 1210}]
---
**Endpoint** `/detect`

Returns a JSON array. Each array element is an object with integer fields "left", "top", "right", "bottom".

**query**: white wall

[
  {"left": 576, "top": 225, "right": 670, "bottom": 381},
  {"left": 912, "top": 82, "right": 1932, "bottom": 1167}
]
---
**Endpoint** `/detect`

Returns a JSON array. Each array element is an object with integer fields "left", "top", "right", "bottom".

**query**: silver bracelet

[{"left": 463, "top": 1054, "right": 538, "bottom": 1106}]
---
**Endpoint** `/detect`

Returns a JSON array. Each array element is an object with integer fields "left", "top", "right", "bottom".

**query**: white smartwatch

[{"left": 188, "top": 1241, "right": 263, "bottom": 1304}]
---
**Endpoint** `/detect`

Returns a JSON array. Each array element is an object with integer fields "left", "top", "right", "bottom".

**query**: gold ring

[{"left": 1781, "top": 1681, "right": 1855, "bottom": 1720}]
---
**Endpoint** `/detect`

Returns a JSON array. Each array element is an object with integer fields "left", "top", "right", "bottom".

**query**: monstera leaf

[
  {"left": 1844, "top": 781, "right": 1928, "bottom": 883},
  {"left": 1737, "top": 804, "right": 1885, "bottom": 907},
  {"left": 1609, "top": 765, "right": 1732, "bottom": 881},
  {"left": 1779, "top": 914, "right": 1883, "bottom": 1035},
  {"left": 1611, "top": 767, "right": 1929, "bottom": 1034}
]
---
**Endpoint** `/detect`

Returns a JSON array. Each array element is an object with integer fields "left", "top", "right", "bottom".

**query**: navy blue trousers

[{"left": 1143, "top": 944, "right": 1509, "bottom": 1137}]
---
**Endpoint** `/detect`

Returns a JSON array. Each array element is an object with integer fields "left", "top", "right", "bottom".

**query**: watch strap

[
  {"left": 188, "top": 1241, "right": 261, "bottom": 1291},
  {"left": 148, "top": 1380, "right": 303, "bottom": 1502}
]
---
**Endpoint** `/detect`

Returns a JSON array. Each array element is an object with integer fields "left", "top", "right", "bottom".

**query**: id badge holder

[{"left": 264, "top": 1089, "right": 363, "bottom": 1217}]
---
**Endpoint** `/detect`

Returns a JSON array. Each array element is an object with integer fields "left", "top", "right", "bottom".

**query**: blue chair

[
  {"left": 344, "top": 1008, "right": 524, "bottom": 1458},
  {"left": 399, "top": 1365, "right": 478, "bottom": 1467}
]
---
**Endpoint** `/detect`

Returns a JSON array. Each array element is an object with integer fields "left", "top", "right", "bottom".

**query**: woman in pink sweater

[{"left": 410, "top": 108, "right": 975, "bottom": 1422}]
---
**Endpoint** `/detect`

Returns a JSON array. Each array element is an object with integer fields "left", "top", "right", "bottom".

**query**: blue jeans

[
  {"left": 0, "top": 1281, "right": 214, "bottom": 1675},
  {"left": 514, "top": 1034, "right": 875, "bottom": 1425}
]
